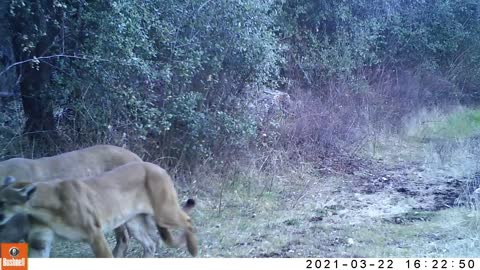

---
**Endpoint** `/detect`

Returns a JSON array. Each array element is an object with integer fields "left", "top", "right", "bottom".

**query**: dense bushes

[{"left": 1, "top": 0, "right": 480, "bottom": 166}]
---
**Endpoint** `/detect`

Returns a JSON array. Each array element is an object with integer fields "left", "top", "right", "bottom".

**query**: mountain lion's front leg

[{"left": 27, "top": 223, "right": 55, "bottom": 258}]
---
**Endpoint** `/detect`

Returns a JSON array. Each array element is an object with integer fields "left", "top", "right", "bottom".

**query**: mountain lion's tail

[{"left": 157, "top": 199, "right": 197, "bottom": 256}]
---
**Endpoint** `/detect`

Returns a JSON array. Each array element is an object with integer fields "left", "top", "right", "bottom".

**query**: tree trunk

[
  {"left": 18, "top": 59, "right": 56, "bottom": 141},
  {"left": 10, "top": 0, "right": 58, "bottom": 144}
]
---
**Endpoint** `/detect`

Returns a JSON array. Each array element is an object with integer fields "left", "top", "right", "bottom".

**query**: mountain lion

[
  {"left": 0, "top": 145, "right": 160, "bottom": 257},
  {"left": 0, "top": 162, "right": 197, "bottom": 257}
]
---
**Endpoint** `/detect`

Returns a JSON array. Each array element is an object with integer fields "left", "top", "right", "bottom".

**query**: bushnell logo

[{"left": 1, "top": 243, "right": 28, "bottom": 270}]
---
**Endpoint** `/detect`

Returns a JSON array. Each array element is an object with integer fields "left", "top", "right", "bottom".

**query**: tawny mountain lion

[
  {"left": 0, "top": 162, "right": 198, "bottom": 258},
  {"left": 0, "top": 145, "right": 161, "bottom": 257}
]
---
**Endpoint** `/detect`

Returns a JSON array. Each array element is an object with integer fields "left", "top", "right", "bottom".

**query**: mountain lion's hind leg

[
  {"left": 125, "top": 215, "right": 158, "bottom": 257},
  {"left": 112, "top": 225, "right": 129, "bottom": 257},
  {"left": 89, "top": 230, "right": 114, "bottom": 258}
]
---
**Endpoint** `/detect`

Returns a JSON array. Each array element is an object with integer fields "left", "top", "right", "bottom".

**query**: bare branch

[{"left": 0, "top": 54, "right": 88, "bottom": 77}]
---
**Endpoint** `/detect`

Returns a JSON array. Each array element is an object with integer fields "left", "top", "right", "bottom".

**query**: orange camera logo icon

[{"left": 1, "top": 243, "right": 28, "bottom": 270}]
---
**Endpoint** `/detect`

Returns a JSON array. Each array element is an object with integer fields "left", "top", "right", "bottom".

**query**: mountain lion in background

[
  {"left": 0, "top": 162, "right": 198, "bottom": 258},
  {"left": 0, "top": 145, "right": 161, "bottom": 257}
]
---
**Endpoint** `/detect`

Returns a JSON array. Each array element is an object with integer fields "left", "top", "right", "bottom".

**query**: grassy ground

[{"left": 50, "top": 107, "right": 480, "bottom": 258}]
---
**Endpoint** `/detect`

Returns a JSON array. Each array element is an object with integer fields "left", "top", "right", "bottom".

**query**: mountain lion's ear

[{"left": 3, "top": 176, "right": 16, "bottom": 186}]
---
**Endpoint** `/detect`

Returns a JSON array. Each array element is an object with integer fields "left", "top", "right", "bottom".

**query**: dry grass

[{"left": 23, "top": 105, "right": 480, "bottom": 258}]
